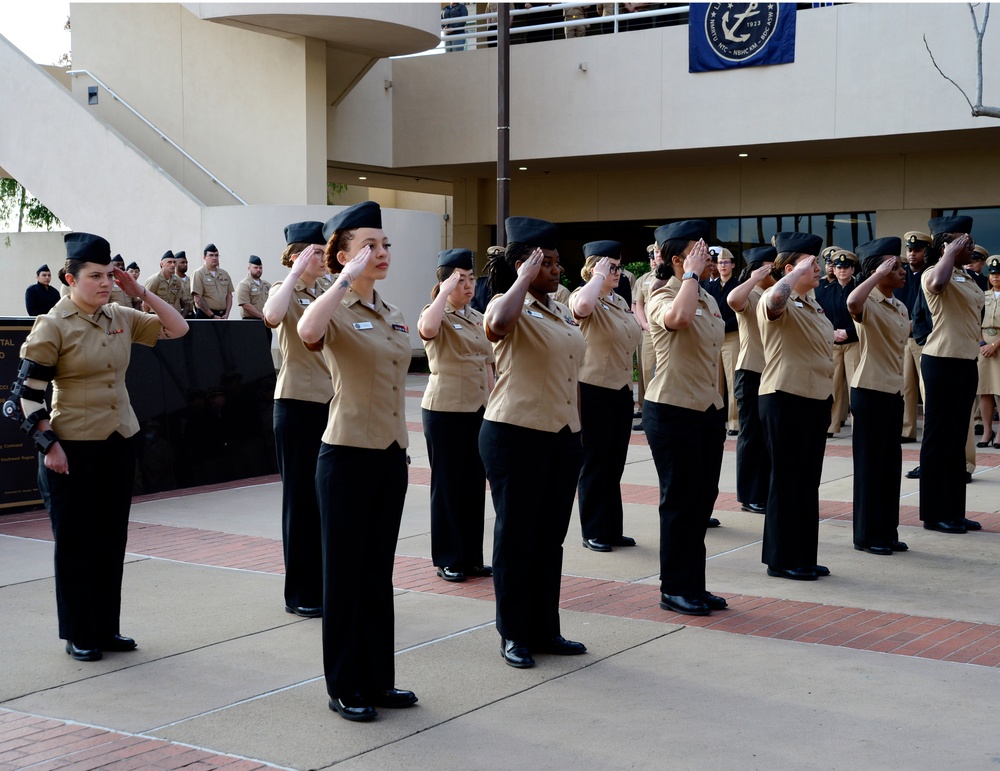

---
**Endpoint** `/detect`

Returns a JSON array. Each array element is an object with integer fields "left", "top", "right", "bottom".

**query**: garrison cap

[
  {"left": 928, "top": 215, "right": 973, "bottom": 236},
  {"left": 830, "top": 250, "right": 858, "bottom": 268},
  {"left": 111, "top": 254, "right": 124, "bottom": 265},
  {"left": 654, "top": 220, "right": 709, "bottom": 247},
  {"left": 127, "top": 261, "right": 140, "bottom": 270},
  {"left": 743, "top": 245, "right": 777, "bottom": 266},
  {"left": 774, "top": 232, "right": 823, "bottom": 257},
  {"left": 174, "top": 250, "right": 186, "bottom": 261},
  {"left": 903, "top": 231, "right": 932, "bottom": 249},
  {"left": 284, "top": 221, "right": 325, "bottom": 246},
  {"left": 505, "top": 216, "right": 558, "bottom": 249},
  {"left": 203, "top": 243, "right": 218, "bottom": 254},
  {"left": 161, "top": 250, "right": 175, "bottom": 262},
  {"left": 36, "top": 264, "right": 50, "bottom": 275},
  {"left": 987, "top": 256, "right": 1000, "bottom": 275},
  {"left": 323, "top": 201, "right": 383, "bottom": 242},
  {"left": 437, "top": 248, "right": 473, "bottom": 269},
  {"left": 583, "top": 240, "right": 622, "bottom": 259},
  {"left": 65, "top": 232, "right": 111, "bottom": 264},
  {"left": 855, "top": 237, "right": 901, "bottom": 261},
  {"left": 248, "top": 255, "right": 262, "bottom": 266}
]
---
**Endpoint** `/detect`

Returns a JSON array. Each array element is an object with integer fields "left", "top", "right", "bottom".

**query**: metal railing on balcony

[{"left": 67, "top": 69, "right": 248, "bottom": 205}]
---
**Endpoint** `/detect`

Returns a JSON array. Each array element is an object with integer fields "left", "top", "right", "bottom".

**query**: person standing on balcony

[
  {"left": 192, "top": 243, "right": 233, "bottom": 319},
  {"left": 442, "top": 1, "right": 468, "bottom": 51},
  {"left": 25, "top": 264, "right": 61, "bottom": 316}
]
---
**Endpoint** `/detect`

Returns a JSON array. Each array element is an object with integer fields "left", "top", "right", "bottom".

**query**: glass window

[{"left": 940, "top": 207, "right": 1000, "bottom": 254}]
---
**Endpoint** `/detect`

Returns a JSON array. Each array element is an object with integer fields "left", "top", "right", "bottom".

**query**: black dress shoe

[
  {"left": 703, "top": 591, "right": 728, "bottom": 610},
  {"left": 707, "top": 518, "right": 721, "bottom": 528},
  {"left": 102, "top": 634, "right": 137, "bottom": 651},
  {"left": 633, "top": 411, "right": 643, "bottom": 419},
  {"left": 900, "top": 436, "right": 917, "bottom": 444},
  {"left": 329, "top": 694, "right": 377, "bottom": 722},
  {"left": 659, "top": 593, "right": 710, "bottom": 616},
  {"left": 533, "top": 635, "right": 587, "bottom": 655},
  {"left": 976, "top": 436, "right": 995, "bottom": 448},
  {"left": 583, "top": 538, "right": 612, "bottom": 552},
  {"left": 285, "top": 605, "right": 323, "bottom": 618},
  {"left": 610, "top": 535, "right": 637, "bottom": 547},
  {"left": 963, "top": 518, "right": 982, "bottom": 530},
  {"left": 466, "top": 564, "right": 493, "bottom": 577},
  {"left": 367, "top": 689, "right": 418, "bottom": 708},
  {"left": 65, "top": 641, "right": 102, "bottom": 661},
  {"left": 890, "top": 540, "right": 909, "bottom": 552},
  {"left": 740, "top": 502, "right": 766, "bottom": 514},
  {"left": 811, "top": 564, "right": 830, "bottom": 576},
  {"left": 905, "top": 466, "right": 921, "bottom": 479},
  {"left": 923, "top": 521, "right": 967, "bottom": 534},
  {"left": 632, "top": 422, "right": 644, "bottom": 432},
  {"left": 436, "top": 566, "right": 467, "bottom": 582},
  {"left": 727, "top": 429, "right": 739, "bottom": 436},
  {"left": 501, "top": 638, "right": 535, "bottom": 668},
  {"left": 766, "top": 566, "right": 818, "bottom": 581},
  {"left": 854, "top": 544, "right": 893, "bottom": 556},
  {"left": 965, "top": 472, "right": 973, "bottom": 484}
]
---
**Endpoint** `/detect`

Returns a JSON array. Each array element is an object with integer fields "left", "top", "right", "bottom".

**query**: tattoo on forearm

[
  {"left": 338, "top": 280, "right": 351, "bottom": 290},
  {"left": 766, "top": 280, "right": 792, "bottom": 314}
]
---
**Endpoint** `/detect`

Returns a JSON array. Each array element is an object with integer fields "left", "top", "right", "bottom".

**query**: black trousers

[
  {"left": 851, "top": 387, "right": 903, "bottom": 547},
  {"left": 642, "top": 400, "right": 725, "bottom": 596},
  {"left": 920, "top": 355, "right": 977, "bottom": 524},
  {"left": 734, "top": 369, "right": 770, "bottom": 505},
  {"left": 422, "top": 407, "right": 487, "bottom": 569},
  {"left": 273, "top": 398, "right": 328, "bottom": 609},
  {"left": 38, "top": 432, "right": 136, "bottom": 645},
  {"left": 759, "top": 392, "right": 831, "bottom": 568},
  {"left": 479, "top": 420, "right": 582, "bottom": 643},
  {"left": 316, "top": 441, "right": 407, "bottom": 700},
  {"left": 577, "top": 383, "right": 633, "bottom": 541}
]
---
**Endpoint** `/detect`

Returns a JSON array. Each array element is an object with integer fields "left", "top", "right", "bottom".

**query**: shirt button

[
  {"left": 393, "top": 360, "right": 398, "bottom": 365},
  {"left": 111, "top": 404, "right": 117, "bottom": 410},
  {"left": 569, "top": 354, "right": 574, "bottom": 359},
  {"left": 102, "top": 342, "right": 107, "bottom": 347},
  {"left": 107, "top": 383, "right": 113, "bottom": 389},
  {"left": 107, "top": 364, "right": 112, "bottom": 369},
  {"left": 393, "top": 411, "right": 398, "bottom": 416},
  {"left": 392, "top": 386, "right": 398, "bottom": 391}
]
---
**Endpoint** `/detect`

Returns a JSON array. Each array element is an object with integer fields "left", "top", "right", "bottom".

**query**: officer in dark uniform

[
  {"left": 816, "top": 250, "right": 859, "bottom": 436},
  {"left": 25, "top": 264, "right": 61, "bottom": 316}
]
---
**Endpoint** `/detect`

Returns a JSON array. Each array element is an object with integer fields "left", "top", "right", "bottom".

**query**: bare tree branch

[
  {"left": 924, "top": 3, "right": 998, "bottom": 120},
  {"left": 923, "top": 33, "right": 976, "bottom": 114}
]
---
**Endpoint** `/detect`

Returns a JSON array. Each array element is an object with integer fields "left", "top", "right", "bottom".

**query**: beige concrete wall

[
  {"left": 70, "top": 3, "right": 326, "bottom": 205},
  {"left": 0, "top": 232, "right": 70, "bottom": 318}
]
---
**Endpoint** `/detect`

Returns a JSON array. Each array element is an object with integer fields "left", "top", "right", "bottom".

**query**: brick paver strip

[{"left": 0, "top": 711, "right": 280, "bottom": 771}]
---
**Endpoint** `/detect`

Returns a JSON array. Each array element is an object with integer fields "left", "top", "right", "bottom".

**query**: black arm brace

[{"left": 3, "top": 359, "right": 59, "bottom": 454}]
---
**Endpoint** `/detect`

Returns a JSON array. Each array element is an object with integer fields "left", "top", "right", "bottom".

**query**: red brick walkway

[{"left": 0, "top": 711, "right": 280, "bottom": 771}]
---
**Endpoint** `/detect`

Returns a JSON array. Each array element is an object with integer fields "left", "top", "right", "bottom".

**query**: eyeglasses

[
  {"left": 607, "top": 264, "right": 622, "bottom": 273},
  {"left": 718, "top": 260, "right": 733, "bottom": 266}
]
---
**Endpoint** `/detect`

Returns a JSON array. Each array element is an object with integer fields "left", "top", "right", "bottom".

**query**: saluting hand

[
  {"left": 750, "top": 263, "right": 774, "bottom": 284},
  {"left": 291, "top": 244, "right": 325, "bottom": 279},
  {"left": 516, "top": 248, "right": 544, "bottom": 281},
  {"left": 682, "top": 240, "right": 710, "bottom": 278},
  {"left": 438, "top": 269, "right": 463, "bottom": 297},
  {"left": 871, "top": 256, "right": 898, "bottom": 281},
  {"left": 341, "top": 245, "right": 372, "bottom": 284},
  {"left": 787, "top": 255, "right": 818, "bottom": 282},
  {"left": 114, "top": 267, "right": 143, "bottom": 299},
  {"left": 592, "top": 256, "right": 612, "bottom": 282},
  {"left": 942, "top": 234, "right": 972, "bottom": 263}
]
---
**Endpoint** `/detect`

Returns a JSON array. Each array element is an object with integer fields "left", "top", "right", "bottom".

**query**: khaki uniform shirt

[
  {"left": 635, "top": 271, "right": 656, "bottom": 341},
  {"left": 569, "top": 288, "right": 641, "bottom": 390},
  {"left": 484, "top": 293, "right": 586, "bottom": 433},
  {"left": 758, "top": 286, "right": 835, "bottom": 399},
  {"left": 191, "top": 267, "right": 233, "bottom": 313},
  {"left": 267, "top": 278, "right": 333, "bottom": 404},
  {"left": 983, "top": 290, "right": 1000, "bottom": 334},
  {"left": 236, "top": 276, "right": 272, "bottom": 318},
  {"left": 734, "top": 286, "right": 766, "bottom": 374},
  {"left": 144, "top": 272, "right": 182, "bottom": 312},
  {"left": 319, "top": 289, "right": 411, "bottom": 449},
  {"left": 20, "top": 297, "right": 161, "bottom": 441},
  {"left": 420, "top": 302, "right": 494, "bottom": 412},
  {"left": 177, "top": 274, "right": 193, "bottom": 317},
  {"left": 922, "top": 268, "right": 985, "bottom": 360},
  {"left": 852, "top": 287, "right": 909, "bottom": 394},
  {"left": 550, "top": 284, "right": 571, "bottom": 305},
  {"left": 645, "top": 277, "right": 725, "bottom": 410},
  {"left": 108, "top": 282, "right": 128, "bottom": 307}
]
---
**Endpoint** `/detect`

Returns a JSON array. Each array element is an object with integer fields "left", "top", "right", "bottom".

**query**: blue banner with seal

[{"left": 689, "top": 3, "right": 797, "bottom": 73}]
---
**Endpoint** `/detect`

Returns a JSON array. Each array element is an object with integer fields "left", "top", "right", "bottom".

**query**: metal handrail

[{"left": 67, "top": 69, "right": 248, "bottom": 205}]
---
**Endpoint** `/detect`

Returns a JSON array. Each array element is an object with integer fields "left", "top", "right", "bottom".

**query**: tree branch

[{"left": 923, "top": 33, "right": 976, "bottom": 114}]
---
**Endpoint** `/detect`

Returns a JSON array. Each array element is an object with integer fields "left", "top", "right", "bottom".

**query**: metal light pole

[{"left": 497, "top": 6, "right": 510, "bottom": 246}]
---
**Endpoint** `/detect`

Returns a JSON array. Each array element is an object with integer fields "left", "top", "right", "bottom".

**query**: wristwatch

[{"left": 682, "top": 271, "right": 699, "bottom": 281}]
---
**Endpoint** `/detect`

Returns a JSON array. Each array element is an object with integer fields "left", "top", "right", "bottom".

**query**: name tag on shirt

[
  {"left": 601, "top": 304, "right": 609, "bottom": 310},
  {"left": 526, "top": 310, "right": 544, "bottom": 318},
  {"left": 955, "top": 276, "right": 967, "bottom": 282},
  {"left": 452, "top": 323, "right": 464, "bottom": 330},
  {"left": 353, "top": 321, "right": 373, "bottom": 330},
  {"left": 794, "top": 301, "right": 804, "bottom": 307},
  {"left": 298, "top": 298, "right": 311, "bottom": 306},
  {"left": 695, "top": 309, "right": 703, "bottom": 316}
]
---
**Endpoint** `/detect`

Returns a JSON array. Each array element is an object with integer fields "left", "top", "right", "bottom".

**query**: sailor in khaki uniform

[
  {"left": 631, "top": 244, "right": 661, "bottom": 426},
  {"left": 174, "top": 251, "right": 194, "bottom": 318},
  {"left": 642, "top": 220, "right": 727, "bottom": 617},
  {"left": 726, "top": 245, "right": 777, "bottom": 514},
  {"left": 11, "top": 232, "right": 188, "bottom": 661},
  {"left": 757, "top": 232, "right": 834, "bottom": 581},
  {"left": 977, "top": 256, "right": 1000, "bottom": 444},
  {"left": 418, "top": 248, "right": 495, "bottom": 583},
  {"left": 570, "top": 240, "right": 641, "bottom": 552},
  {"left": 846, "top": 238, "right": 910, "bottom": 555},
  {"left": 236, "top": 255, "right": 272, "bottom": 319},
  {"left": 262, "top": 221, "right": 332, "bottom": 620},
  {"left": 298, "top": 201, "right": 417, "bottom": 722},
  {"left": 191, "top": 243, "right": 233, "bottom": 319},
  {"left": 919, "top": 216, "right": 984, "bottom": 533},
  {"left": 125, "top": 262, "right": 143, "bottom": 310},
  {"left": 480, "top": 216, "right": 588, "bottom": 670},
  {"left": 108, "top": 254, "right": 129, "bottom": 306},
  {"left": 143, "top": 250, "right": 182, "bottom": 313},
  {"left": 898, "top": 232, "right": 931, "bottom": 442}
]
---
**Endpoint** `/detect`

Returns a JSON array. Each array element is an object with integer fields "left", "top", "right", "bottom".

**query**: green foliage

[
  {"left": 327, "top": 182, "right": 348, "bottom": 204},
  {"left": 625, "top": 260, "right": 650, "bottom": 278},
  {"left": 0, "top": 179, "right": 62, "bottom": 233}
]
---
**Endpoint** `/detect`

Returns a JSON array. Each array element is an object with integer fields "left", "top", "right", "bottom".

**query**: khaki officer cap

[
  {"left": 971, "top": 244, "right": 989, "bottom": 261},
  {"left": 832, "top": 249, "right": 858, "bottom": 264},
  {"left": 486, "top": 245, "right": 505, "bottom": 257},
  {"left": 903, "top": 231, "right": 932, "bottom": 248},
  {"left": 820, "top": 246, "right": 841, "bottom": 262}
]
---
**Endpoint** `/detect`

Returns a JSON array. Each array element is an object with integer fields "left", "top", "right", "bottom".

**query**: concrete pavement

[{"left": 2, "top": 374, "right": 1000, "bottom": 769}]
